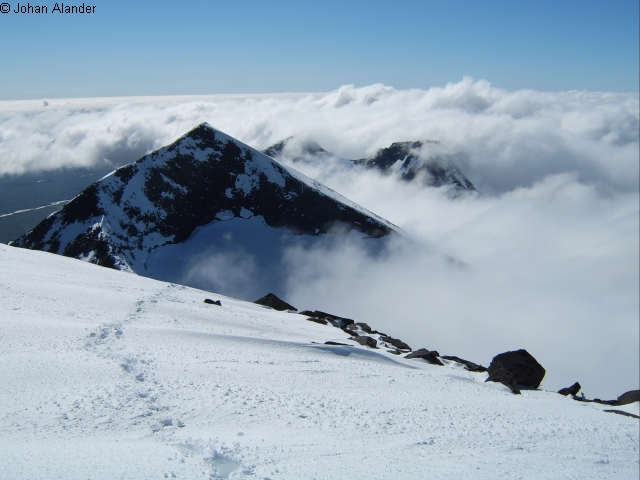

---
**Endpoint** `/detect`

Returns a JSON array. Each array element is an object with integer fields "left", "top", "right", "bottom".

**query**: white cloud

[{"left": 0, "top": 78, "right": 637, "bottom": 192}]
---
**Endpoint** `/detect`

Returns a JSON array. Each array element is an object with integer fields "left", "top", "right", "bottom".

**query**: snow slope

[{"left": 1, "top": 244, "right": 638, "bottom": 479}]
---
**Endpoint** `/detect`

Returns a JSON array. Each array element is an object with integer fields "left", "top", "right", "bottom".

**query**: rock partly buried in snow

[
  {"left": 558, "top": 382, "right": 581, "bottom": 396},
  {"left": 306, "top": 317, "right": 328, "bottom": 325},
  {"left": 487, "top": 349, "right": 545, "bottom": 389},
  {"left": 615, "top": 390, "right": 640, "bottom": 406},
  {"left": 299, "top": 310, "right": 355, "bottom": 328},
  {"left": 355, "top": 322, "right": 372, "bottom": 333},
  {"left": 405, "top": 348, "right": 444, "bottom": 366},
  {"left": 352, "top": 336, "right": 378, "bottom": 348},
  {"left": 254, "top": 293, "right": 297, "bottom": 311},
  {"left": 379, "top": 336, "right": 411, "bottom": 351},
  {"left": 603, "top": 410, "right": 640, "bottom": 419},
  {"left": 204, "top": 299, "right": 222, "bottom": 306},
  {"left": 485, "top": 367, "right": 521, "bottom": 395},
  {"left": 441, "top": 355, "right": 488, "bottom": 373}
]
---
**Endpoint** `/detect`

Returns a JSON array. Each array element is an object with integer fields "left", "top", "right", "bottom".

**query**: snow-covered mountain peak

[
  {"left": 264, "top": 136, "right": 476, "bottom": 191},
  {"left": 11, "top": 124, "right": 398, "bottom": 298}
]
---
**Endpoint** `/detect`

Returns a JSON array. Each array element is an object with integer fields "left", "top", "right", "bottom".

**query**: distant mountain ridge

[
  {"left": 11, "top": 124, "right": 397, "bottom": 297},
  {"left": 263, "top": 137, "right": 475, "bottom": 190}
]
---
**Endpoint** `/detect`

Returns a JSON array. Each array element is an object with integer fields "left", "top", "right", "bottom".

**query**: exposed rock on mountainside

[
  {"left": 441, "top": 355, "right": 488, "bottom": 373},
  {"left": 263, "top": 137, "right": 475, "bottom": 190},
  {"left": 11, "top": 124, "right": 396, "bottom": 294},
  {"left": 558, "top": 382, "right": 582, "bottom": 396},
  {"left": 405, "top": 348, "right": 445, "bottom": 366},
  {"left": 353, "top": 141, "right": 475, "bottom": 190},
  {"left": 488, "top": 349, "right": 546, "bottom": 389},
  {"left": 254, "top": 293, "right": 297, "bottom": 312}
]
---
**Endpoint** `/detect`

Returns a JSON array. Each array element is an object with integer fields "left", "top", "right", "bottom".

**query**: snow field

[{"left": 0, "top": 244, "right": 638, "bottom": 479}]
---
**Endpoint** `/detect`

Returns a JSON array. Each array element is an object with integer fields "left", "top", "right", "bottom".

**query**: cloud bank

[
  {"left": 1, "top": 78, "right": 637, "bottom": 398},
  {"left": 1, "top": 78, "right": 637, "bottom": 193}
]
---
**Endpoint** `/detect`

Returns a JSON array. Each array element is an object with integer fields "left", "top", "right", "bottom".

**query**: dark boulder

[
  {"left": 441, "top": 355, "right": 488, "bottom": 373},
  {"left": 558, "top": 382, "right": 581, "bottom": 396},
  {"left": 485, "top": 367, "right": 521, "bottom": 394},
  {"left": 254, "top": 293, "right": 297, "bottom": 311},
  {"left": 616, "top": 390, "right": 640, "bottom": 406},
  {"left": 352, "top": 336, "right": 378, "bottom": 348},
  {"left": 380, "top": 336, "right": 411, "bottom": 351},
  {"left": 488, "top": 349, "right": 545, "bottom": 389},
  {"left": 324, "top": 341, "right": 349, "bottom": 346},
  {"left": 405, "top": 348, "right": 444, "bottom": 366},
  {"left": 204, "top": 299, "right": 221, "bottom": 306}
]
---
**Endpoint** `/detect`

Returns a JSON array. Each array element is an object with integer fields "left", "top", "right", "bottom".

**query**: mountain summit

[
  {"left": 263, "top": 137, "right": 475, "bottom": 190},
  {"left": 11, "top": 123, "right": 396, "bottom": 298}
]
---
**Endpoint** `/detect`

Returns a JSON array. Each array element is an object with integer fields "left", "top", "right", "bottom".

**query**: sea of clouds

[{"left": 1, "top": 78, "right": 637, "bottom": 398}]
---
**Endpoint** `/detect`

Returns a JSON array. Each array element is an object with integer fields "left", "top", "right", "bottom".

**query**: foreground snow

[{"left": 1, "top": 245, "right": 638, "bottom": 479}]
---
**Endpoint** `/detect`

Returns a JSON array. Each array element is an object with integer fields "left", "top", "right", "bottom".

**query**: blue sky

[{"left": 0, "top": 0, "right": 638, "bottom": 99}]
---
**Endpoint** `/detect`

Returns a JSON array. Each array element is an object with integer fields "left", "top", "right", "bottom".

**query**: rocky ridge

[{"left": 263, "top": 137, "right": 475, "bottom": 190}]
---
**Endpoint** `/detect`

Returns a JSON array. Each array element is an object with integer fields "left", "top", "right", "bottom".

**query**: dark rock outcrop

[
  {"left": 558, "top": 382, "right": 581, "bottom": 396},
  {"left": 352, "top": 336, "right": 378, "bottom": 348},
  {"left": 485, "top": 367, "right": 521, "bottom": 395},
  {"left": 488, "top": 350, "right": 545, "bottom": 389},
  {"left": 204, "top": 299, "right": 222, "bottom": 306},
  {"left": 354, "top": 322, "right": 372, "bottom": 333},
  {"left": 379, "top": 336, "right": 411, "bottom": 351},
  {"left": 405, "top": 348, "right": 444, "bottom": 366},
  {"left": 324, "top": 341, "right": 349, "bottom": 346},
  {"left": 306, "top": 317, "right": 328, "bottom": 325},
  {"left": 254, "top": 293, "right": 297, "bottom": 311},
  {"left": 299, "top": 310, "right": 355, "bottom": 328},
  {"left": 616, "top": 390, "right": 640, "bottom": 406},
  {"left": 441, "top": 355, "right": 488, "bottom": 373}
]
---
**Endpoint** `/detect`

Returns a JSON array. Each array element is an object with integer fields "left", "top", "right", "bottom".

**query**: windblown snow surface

[{"left": 1, "top": 244, "right": 638, "bottom": 479}]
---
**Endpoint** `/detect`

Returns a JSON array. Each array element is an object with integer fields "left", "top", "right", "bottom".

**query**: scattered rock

[
  {"left": 558, "top": 382, "right": 581, "bottom": 396},
  {"left": 616, "top": 390, "right": 640, "bottom": 406},
  {"left": 441, "top": 355, "right": 488, "bottom": 372},
  {"left": 344, "top": 328, "right": 360, "bottom": 336},
  {"left": 488, "top": 349, "right": 545, "bottom": 389},
  {"left": 352, "top": 336, "right": 378, "bottom": 348},
  {"left": 299, "top": 310, "right": 355, "bottom": 327},
  {"left": 485, "top": 367, "right": 521, "bottom": 395},
  {"left": 405, "top": 348, "right": 444, "bottom": 366},
  {"left": 306, "top": 317, "right": 328, "bottom": 325},
  {"left": 204, "top": 299, "right": 221, "bottom": 306},
  {"left": 355, "top": 322, "right": 372, "bottom": 333},
  {"left": 254, "top": 293, "right": 297, "bottom": 311},
  {"left": 593, "top": 398, "right": 618, "bottom": 406},
  {"left": 603, "top": 409, "right": 640, "bottom": 419},
  {"left": 380, "top": 336, "right": 411, "bottom": 351}
]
